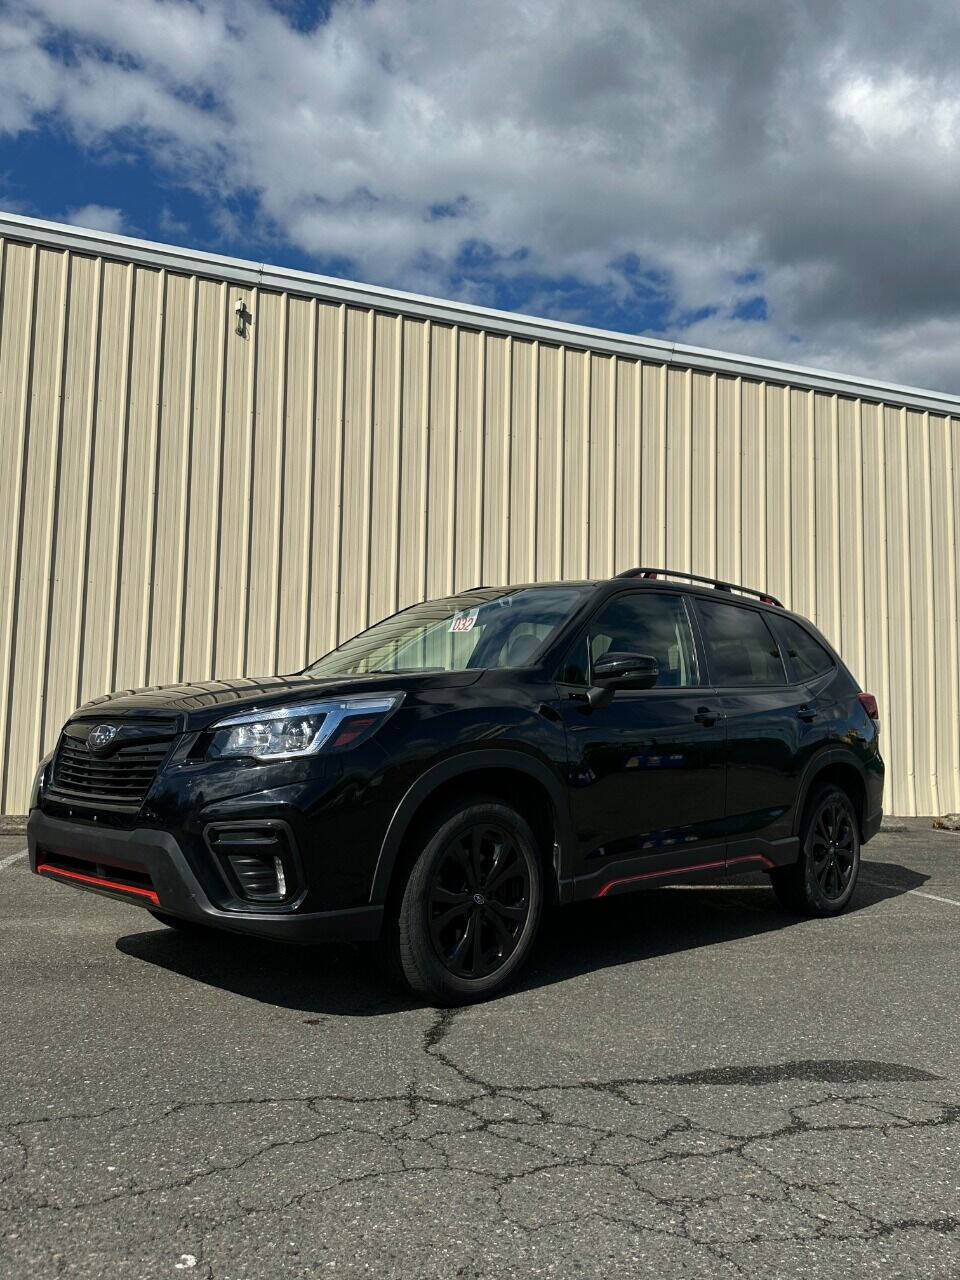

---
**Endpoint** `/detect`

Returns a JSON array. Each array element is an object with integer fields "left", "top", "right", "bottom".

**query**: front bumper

[{"left": 28, "top": 810, "right": 383, "bottom": 943}]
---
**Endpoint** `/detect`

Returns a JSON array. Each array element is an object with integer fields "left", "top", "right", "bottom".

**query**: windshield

[{"left": 305, "top": 586, "right": 589, "bottom": 677}]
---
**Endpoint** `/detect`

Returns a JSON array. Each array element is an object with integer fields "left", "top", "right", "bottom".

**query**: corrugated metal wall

[{"left": 1, "top": 232, "right": 958, "bottom": 815}]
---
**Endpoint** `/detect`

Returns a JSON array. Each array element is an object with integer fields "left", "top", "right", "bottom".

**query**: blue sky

[
  {"left": 1, "top": 0, "right": 959, "bottom": 391},
  {"left": 0, "top": 109, "right": 685, "bottom": 341}
]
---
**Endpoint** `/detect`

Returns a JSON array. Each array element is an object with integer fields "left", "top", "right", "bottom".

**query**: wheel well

[
  {"left": 384, "top": 769, "right": 562, "bottom": 910},
  {"left": 803, "top": 762, "right": 866, "bottom": 836}
]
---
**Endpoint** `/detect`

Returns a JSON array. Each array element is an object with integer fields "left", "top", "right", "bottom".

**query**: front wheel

[
  {"left": 770, "top": 784, "right": 860, "bottom": 916},
  {"left": 393, "top": 801, "right": 544, "bottom": 1005}
]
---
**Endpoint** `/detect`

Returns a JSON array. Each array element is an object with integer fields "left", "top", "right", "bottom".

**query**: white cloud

[
  {"left": 65, "top": 203, "right": 126, "bottom": 234},
  {"left": 157, "top": 205, "right": 189, "bottom": 236},
  {"left": 832, "top": 71, "right": 960, "bottom": 154},
  {"left": 2, "top": 0, "right": 960, "bottom": 392}
]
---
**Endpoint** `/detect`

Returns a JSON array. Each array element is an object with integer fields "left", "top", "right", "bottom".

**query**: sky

[{"left": 1, "top": 0, "right": 959, "bottom": 394}]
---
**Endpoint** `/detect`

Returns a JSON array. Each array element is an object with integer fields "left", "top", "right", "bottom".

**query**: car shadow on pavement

[
  {"left": 115, "top": 858, "right": 930, "bottom": 1016},
  {"left": 521, "top": 858, "right": 930, "bottom": 994}
]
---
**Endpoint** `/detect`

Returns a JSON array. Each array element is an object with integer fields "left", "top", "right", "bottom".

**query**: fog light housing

[{"left": 205, "top": 822, "right": 300, "bottom": 905}]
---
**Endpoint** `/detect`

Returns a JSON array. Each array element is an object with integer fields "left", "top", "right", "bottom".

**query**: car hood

[{"left": 68, "top": 670, "right": 484, "bottom": 731}]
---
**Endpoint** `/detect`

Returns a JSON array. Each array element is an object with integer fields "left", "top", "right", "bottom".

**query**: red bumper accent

[
  {"left": 36, "top": 862, "right": 160, "bottom": 906},
  {"left": 594, "top": 853, "right": 774, "bottom": 898}
]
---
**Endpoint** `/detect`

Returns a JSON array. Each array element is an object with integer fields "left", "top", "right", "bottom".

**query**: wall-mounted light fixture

[{"left": 235, "top": 297, "right": 249, "bottom": 338}]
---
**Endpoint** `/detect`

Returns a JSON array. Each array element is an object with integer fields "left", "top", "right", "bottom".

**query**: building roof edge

[{"left": 2, "top": 210, "right": 957, "bottom": 414}]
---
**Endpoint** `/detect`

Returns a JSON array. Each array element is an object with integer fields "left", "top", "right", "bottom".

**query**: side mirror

[{"left": 586, "top": 651, "right": 659, "bottom": 708}]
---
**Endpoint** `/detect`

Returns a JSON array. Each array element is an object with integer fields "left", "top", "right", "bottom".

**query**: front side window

[
  {"left": 559, "top": 591, "right": 699, "bottom": 688},
  {"left": 770, "top": 615, "right": 834, "bottom": 682},
  {"left": 696, "top": 599, "right": 786, "bottom": 687},
  {"left": 304, "top": 586, "right": 589, "bottom": 676}
]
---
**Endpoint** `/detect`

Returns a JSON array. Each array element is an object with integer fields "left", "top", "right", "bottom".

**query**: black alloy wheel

[
  {"left": 426, "top": 823, "right": 531, "bottom": 979},
  {"left": 770, "top": 783, "right": 861, "bottom": 916},
  {"left": 809, "top": 796, "right": 857, "bottom": 902},
  {"left": 392, "top": 800, "right": 544, "bottom": 1004}
]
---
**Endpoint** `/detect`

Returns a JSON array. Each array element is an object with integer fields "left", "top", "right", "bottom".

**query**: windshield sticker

[{"left": 449, "top": 608, "right": 479, "bottom": 633}]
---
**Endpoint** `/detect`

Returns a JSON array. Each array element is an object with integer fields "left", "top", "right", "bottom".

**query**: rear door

[
  {"left": 556, "top": 589, "right": 727, "bottom": 898},
  {"left": 692, "top": 597, "right": 808, "bottom": 868}
]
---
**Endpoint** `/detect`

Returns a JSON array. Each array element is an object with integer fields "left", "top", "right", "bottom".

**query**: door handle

[
  {"left": 694, "top": 706, "right": 717, "bottom": 726},
  {"left": 797, "top": 705, "right": 816, "bottom": 722}
]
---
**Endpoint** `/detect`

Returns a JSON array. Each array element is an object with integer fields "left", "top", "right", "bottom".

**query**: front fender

[{"left": 369, "top": 748, "right": 575, "bottom": 904}]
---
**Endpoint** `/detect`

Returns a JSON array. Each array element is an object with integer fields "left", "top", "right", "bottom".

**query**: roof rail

[{"left": 614, "top": 566, "right": 784, "bottom": 608}]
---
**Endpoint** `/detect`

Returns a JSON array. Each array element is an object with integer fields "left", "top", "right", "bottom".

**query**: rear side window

[
  {"left": 770, "top": 615, "right": 835, "bottom": 682},
  {"left": 696, "top": 600, "right": 786, "bottom": 687},
  {"left": 559, "top": 591, "right": 699, "bottom": 687}
]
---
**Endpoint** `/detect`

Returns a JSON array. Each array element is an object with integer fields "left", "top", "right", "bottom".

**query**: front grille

[
  {"left": 49, "top": 719, "right": 179, "bottom": 810},
  {"left": 38, "top": 848, "right": 155, "bottom": 890},
  {"left": 36, "top": 848, "right": 158, "bottom": 903}
]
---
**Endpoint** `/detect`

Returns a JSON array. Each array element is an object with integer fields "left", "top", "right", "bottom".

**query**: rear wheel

[
  {"left": 771, "top": 784, "right": 860, "bottom": 916},
  {"left": 392, "top": 800, "right": 544, "bottom": 1005}
]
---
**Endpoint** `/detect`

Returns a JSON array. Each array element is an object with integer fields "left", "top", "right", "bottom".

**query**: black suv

[{"left": 29, "top": 568, "right": 884, "bottom": 1004}]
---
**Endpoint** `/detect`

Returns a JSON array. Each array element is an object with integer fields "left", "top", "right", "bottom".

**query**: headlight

[{"left": 209, "top": 694, "right": 403, "bottom": 761}]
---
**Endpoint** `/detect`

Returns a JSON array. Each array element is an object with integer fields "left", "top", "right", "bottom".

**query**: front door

[{"left": 556, "top": 590, "right": 726, "bottom": 899}]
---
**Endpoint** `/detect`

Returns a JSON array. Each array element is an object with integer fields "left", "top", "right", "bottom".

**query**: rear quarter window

[{"left": 770, "top": 615, "right": 835, "bottom": 682}]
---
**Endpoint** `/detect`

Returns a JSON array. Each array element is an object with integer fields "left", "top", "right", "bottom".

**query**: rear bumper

[
  {"left": 27, "top": 809, "right": 383, "bottom": 943},
  {"left": 862, "top": 806, "right": 883, "bottom": 844}
]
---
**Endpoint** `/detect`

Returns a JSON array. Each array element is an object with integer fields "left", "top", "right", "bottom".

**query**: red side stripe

[
  {"left": 726, "top": 854, "right": 775, "bottom": 871},
  {"left": 594, "top": 852, "right": 775, "bottom": 899},
  {"left": 36, "top": 863, "right": 160, "bottom": 906}
]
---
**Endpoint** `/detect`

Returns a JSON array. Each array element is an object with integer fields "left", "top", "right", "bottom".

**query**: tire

[
  {"left": 148, "top": 909, "right": 209, "bottom": 934},
  {"left": 391, "top": 800, "right": 544, "bottom": 1005},
  {"left": 770, "top": 784, "right": 860, "bottom": 916}
]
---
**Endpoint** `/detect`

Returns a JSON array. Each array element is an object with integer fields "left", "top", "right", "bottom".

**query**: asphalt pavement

[{"left": 1, "top": 817, "right": 958, "bottom": 1278}]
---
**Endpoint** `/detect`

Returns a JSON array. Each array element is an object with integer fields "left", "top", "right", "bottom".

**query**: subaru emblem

[{"left": 87, "top": 724, "right": 119, "bottom": 755}]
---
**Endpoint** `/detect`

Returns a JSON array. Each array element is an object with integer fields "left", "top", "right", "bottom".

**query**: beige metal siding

[{"left": 1, "top": 231, "right": 958, "bottom": 816}]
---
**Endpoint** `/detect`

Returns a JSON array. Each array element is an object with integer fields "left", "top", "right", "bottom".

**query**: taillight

[{"left": 858, "top": 692, "right": 879, "bottom": 721}]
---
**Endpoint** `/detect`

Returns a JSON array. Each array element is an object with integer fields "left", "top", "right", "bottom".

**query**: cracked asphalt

[{"left": 2, "top": 819, "right": 959, "bottom": 1278}]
